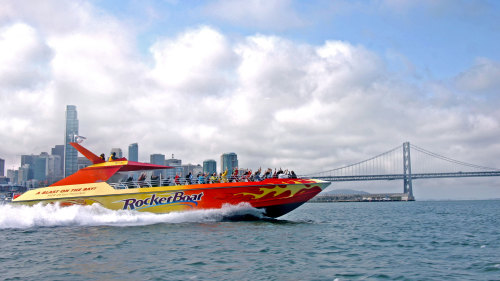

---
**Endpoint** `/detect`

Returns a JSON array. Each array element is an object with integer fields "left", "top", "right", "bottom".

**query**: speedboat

[{"left": 12, "top": 142, "right": 329, "bottom": 218}]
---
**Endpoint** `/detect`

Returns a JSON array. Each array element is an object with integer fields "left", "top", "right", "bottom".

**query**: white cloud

[
  {"left": 455, "top": 58, "right": 500, "bottom": 95},
  {"left": 150, "top": 26, "right": 236, "bottom": 95},
  {"left": 203, "top": 0, "right": 304, "bottom": 30},
  {"left": 0, "top": 23, "right": 52, "bottom": 90}
]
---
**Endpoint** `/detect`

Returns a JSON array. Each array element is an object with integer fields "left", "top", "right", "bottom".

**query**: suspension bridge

[{"left": 304, "top": 142, "right": 500, "bottom": 200}]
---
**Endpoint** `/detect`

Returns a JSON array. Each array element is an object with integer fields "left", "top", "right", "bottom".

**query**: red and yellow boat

[{"left": 12, "top": 143, "right": 329, "bottom": 218}]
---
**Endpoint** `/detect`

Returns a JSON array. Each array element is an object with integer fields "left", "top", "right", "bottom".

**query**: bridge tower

[{"left": 403, "top": 142, "right": 414, "bottom": 199}]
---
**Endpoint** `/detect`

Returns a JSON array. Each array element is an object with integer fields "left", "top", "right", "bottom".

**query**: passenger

[
  {"left": 290, "top": 171, "right": 297, "bottom": 179},
  {"left": 278, "top": 172, "right": 288, "bottom": 179},
  {"left": 126, "top": 176, "right": 134, "bottom": 188},
  {"left": 277, "top": 168, "right": 284, "bottom": 177},
  {"left": 231, "top": 168, "right": 239, "bottom": 182},
  {"left": 254, "top": 167, "right": 262, "bottom": 181},
  {"left": 151, "top": 175, "right": 159, "bottom": 186},
  {"left": 108, "top": 152, "right": 118, "bottom": 161},
  {"left": 263, "top": 168, "right": 272, "bottom": 179},
  {"left": 210, "top": 173, "right": 217, "bottom": 183},
  {"left": 243, "top": 170, "right": 252, "bottom": 182},
  {"left": 100, "top": 153, "right": 106, "bottom": 161},
  {"left": 174, "top": 174, "right": 180, "bottom": 185},
  {"left": 221, "top": 169, "right": 228, "bottom": 183},
  {"left": 198, "top": 173, "right": 206, "bottom": 184},
  {"left": 138, "top": 172, "right": 146, "bottom": 187}
]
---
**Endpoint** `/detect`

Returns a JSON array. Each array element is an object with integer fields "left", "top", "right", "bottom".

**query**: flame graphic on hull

[{"left": 236, "top": 183, "right": 316, "bottom": 200}]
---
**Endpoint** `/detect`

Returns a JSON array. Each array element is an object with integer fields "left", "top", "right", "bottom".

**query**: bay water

[{"left": 0, "top": 200, "right": 499, "bottom": 280}]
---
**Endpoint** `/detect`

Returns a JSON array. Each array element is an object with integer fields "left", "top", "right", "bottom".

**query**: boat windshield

[{"left": 106, "top": 171, "right": 162, "bottom": 189}]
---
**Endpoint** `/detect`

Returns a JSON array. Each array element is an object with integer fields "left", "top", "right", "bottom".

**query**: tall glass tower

[
  {"left": 0, "top": 158, "right": 4, "bottom": 177},
  {"left": 64, "top": 105, "right": 79, "bottom": 177},
  {"left": 128, "top": 143, "right": 138, "bottom": 162},
  {"left": 220, "top": 153, "right": 238, "bottom": 173},
  {"left": 203, "top": 159, "right": 217, "bottom": 175}
]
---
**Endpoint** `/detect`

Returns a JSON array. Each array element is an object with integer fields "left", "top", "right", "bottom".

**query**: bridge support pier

[{"left": 403, "top": 142, "right": 415, "bottom": 200}]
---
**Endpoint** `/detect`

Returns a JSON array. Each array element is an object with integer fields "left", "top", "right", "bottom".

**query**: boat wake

[{"left": 0, "top": 202, "right": 266, "bottom": 229}]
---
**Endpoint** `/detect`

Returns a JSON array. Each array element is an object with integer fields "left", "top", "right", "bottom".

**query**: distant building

[
  {"left": 77, "top": 157, "right": 92, "bottom": 170},
  {"left": 51, "top": 144, "right": 64, "bottom": 177},
  {"left": 64, "top": 105, "right": 79, "bottom": 177},
  {"left": 165, "top": 156, "right": 182, "bottom": 178},
  {"left": 7, "top": 169, "right": 17, "bottom": 184},
  {"left": 110, "top": 148, "right": 123, "bottom": 159},
  {"left": 150, "top": 154, "right": 165, "bottom": 165},
  {"left": 21, "top": 154, "right": 35, "bottom": 180},
  {"left": 21, "top": 155, "right": 35, "bottom": 166},
  {"left": 165, "top": 158, "right": 181, "bottom": 167},
  {"left": 18, "top": 164, "right": 30, "bottom": 186},
  {"left": 0, "top": 158, "right": 4, "bottom": 177},
  {"left": 221, "top": 152, "right": 238, "bottom": 173},
  {"left": 203, "top": 159, "right": 217, "bottom": 175},
  {"left": 128, "top": 143, "right": 138, "bottom": 162},
  {"left": 47, "top": 154, "right": 62, "bottom": 183},
  {"left": 182, "top": 164, "right": 202, "bottom": 176},
  {"left": 33, "top": 153, "right": 49, "bottom": 182},
  {"left": 150, "top": 154, "right": 166, "bottom": 178},
  {"left": 28, "top": 152, "right": 63, "bottom": 186}
]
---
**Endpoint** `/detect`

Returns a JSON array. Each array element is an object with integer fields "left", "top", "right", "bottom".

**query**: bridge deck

[{"left": 309, "top": 171, "right": 500, "bottom": 182}]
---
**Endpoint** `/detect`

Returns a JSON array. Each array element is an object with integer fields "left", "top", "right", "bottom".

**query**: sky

[{"left": 0, "top": 0, "right": 499, "bottom": 199}]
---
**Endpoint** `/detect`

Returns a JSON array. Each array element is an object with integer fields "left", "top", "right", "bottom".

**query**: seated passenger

[
  {"left": 166, "top": 176, "right": 173, "bottom": 186},
  {"left": 210, "top": 173, "right": 217, "bottom": 183},
  {"left": 198, "top": 173, "right": 205, "bottom": 184},
  {"left": 151, "top": 175, "right": 159, "bottom": 187},
  {"left": 231, "top": 168, "right": 239, "bottom": 182},
  {"left": 108, "top": 152, "right": 118, "bottom": 161},
  {"left": 100, "top": 153, "right": 106, "bottom": 161},
  {"left": 126, "top": 176, "right": 134, "bottom": 188},
  {"left": 138, "top": 172, "right": 146, "bottom": 183},
  {"left": 254, "top": 168, "right": 262, "bottom": 181}
]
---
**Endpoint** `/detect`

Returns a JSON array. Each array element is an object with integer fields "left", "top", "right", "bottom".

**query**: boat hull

[{"left": 12, "top": 179, "right": 329, "bottom": 218}]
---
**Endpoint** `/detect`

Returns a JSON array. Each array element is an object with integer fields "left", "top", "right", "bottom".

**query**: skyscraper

[
  {"left": 51, "top": 144, "right": 64, "bottom": 178},
  {"left": 128, "top": 143, "right": 138, "bottom": 162},
  {"left": 64, "top": 105, "right": 79, "bottom": 177},
  {"left": 33, "top": 153, "right": 49, "bottom": 182},
  {"left": 150, "top": 153, "right": 166, "bottom": 178},
  {"left": 203, "top": 159, "right": 217, "bottom": 175},
  {"left": 20, "top": 154, "right": 35, "bottom": 180},
  {"left": 165, "top": 156, "right": 182, "bottom": 178},
  {"left": 47, "top": 154, "right": 62, "bottom": 183},
  {"left": 0, "top": 157, "right": 4, "bottom": 177},
  {"left": 150, "top": 154, "right": 165, "bottom": 165},
  {"left": 7, "top": 169, "right": 17, "bottom": 184},
  {"left": 221, "top": 153, "right": 238, "bottom": 173}
]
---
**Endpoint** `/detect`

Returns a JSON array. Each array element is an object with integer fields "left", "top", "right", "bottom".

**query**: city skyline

[
  {"left": 0, "top": 1, "right": 499, "bottom": 199},
  {"left": 2, "top": 131, "right": 242, "bottom": 187}
]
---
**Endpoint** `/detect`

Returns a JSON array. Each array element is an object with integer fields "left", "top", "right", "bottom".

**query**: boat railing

[{"left": 108, "top": 174, "right": 297, "bottom": 190}]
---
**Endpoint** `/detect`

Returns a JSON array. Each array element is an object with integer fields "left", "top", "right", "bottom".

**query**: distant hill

[{"left": 319, "top": 189, "right": 370, "bottom": 195}]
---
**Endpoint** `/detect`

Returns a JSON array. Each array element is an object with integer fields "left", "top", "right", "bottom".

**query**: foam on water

[{"left": 0, "top": 202, "right": 265, "bottom": 229}]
